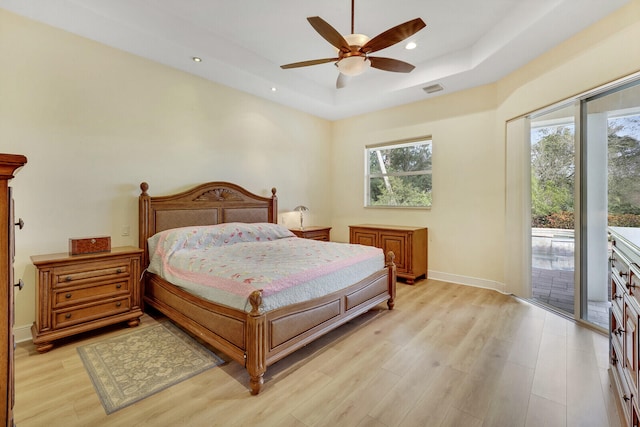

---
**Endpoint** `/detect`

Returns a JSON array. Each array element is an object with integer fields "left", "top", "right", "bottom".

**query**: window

[{"left": 365, "top": 138, "right": 433, "bottom": 208}]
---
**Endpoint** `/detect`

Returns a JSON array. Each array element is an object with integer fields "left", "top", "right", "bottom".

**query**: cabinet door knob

[
  {"left": 116, "top": 284, "right": 122, "bottom": 289},
  {"left": 116, "top": 302, "right": 122, "bottom": 307},
  {"left": 65, "top": 313, "right": 72, "bottom": 319},
  {"left": 65, "top": 276, "right": 72, "bottom": 282},
  {"left": 15, "top": 218, "right": 24, "bottom": 229},
  {"left": 65, "top": 293, "right": 72, "bottom": 299},
  {"left": 14, "top": 279, "right": 24, "bottom": 290}
]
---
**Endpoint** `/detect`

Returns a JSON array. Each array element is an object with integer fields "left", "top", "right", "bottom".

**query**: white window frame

[{"left": 365, "top": 137, "right": 433, "bottom": 208}]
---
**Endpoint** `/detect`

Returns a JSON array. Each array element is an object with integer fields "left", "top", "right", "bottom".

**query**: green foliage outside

[
  {"left": 368, "top": 142, "right": 432, "bottom": 207},
  {"left": 531, "top": 117, "right": 640, "bottom": 228}
]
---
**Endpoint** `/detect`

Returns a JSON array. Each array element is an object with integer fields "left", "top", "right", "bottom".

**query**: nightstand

[
  {"left": 30, "top": 246, "right": 143, "bottom": 353},
  {"left": 289, "top": 226, "right": 331, "bottom": 241}
]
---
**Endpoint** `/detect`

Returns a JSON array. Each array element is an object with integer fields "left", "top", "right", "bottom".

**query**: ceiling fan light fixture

[{"left": 336, "top": 56, "right": 370, "bottom": 76}]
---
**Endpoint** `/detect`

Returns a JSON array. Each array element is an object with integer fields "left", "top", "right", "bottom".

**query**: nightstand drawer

[
  {"left": 53, "top": 280, "right": 129, "bottom": 308},
  {"left": 53, "top": 297, "right": 131, "bottom": 329},
  {"left": 53, "top": 261, "right": 130, "bottom": 287}
]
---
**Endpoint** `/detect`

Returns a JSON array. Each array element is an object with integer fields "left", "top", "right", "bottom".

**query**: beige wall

[
  {"left": 0, "top": 10, "right": 332, "bottom": 332},
  {"left": 2, "top": 1, "right": 640, "bottom": 338},
  {"left": 331, "top": 86, "right": 504, "bottom": 290},
  {"left": 332, "top": 0, "right": 640, "bottom": 290}
]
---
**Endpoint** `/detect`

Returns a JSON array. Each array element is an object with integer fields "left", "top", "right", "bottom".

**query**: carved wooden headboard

[{"left": 138, "top": 181, "right": 278, "bottom": 267}]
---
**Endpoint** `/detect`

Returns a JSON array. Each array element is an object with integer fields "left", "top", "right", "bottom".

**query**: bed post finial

[
  {"left": 248, "top": 290, "right": 263, "bottom": 315},
  {"left": 271, "top": 187, "right": 276, "bottom": 197},
  {"left": 140, "top": 182, "right": 149, "bottom": 196}
]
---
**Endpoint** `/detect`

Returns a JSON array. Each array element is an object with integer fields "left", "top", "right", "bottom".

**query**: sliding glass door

[
  {"left": 530, "top": 104, "right": 577, "bottom": 316},
  {"left": 520, "top": 79, "right": 640, "bottom": 330},
  {"left": 582, "top": 82, "right": 640, "bottom": 328}
]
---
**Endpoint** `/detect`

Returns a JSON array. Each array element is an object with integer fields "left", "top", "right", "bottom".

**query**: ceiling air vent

[{"left": 423, "top": 84, "right": 444, "bottom": 94}]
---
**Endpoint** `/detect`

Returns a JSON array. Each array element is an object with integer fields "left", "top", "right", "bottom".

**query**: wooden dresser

[
  {"left": 609, "top": 227, "right": 640, "bottom": 426},
  {"left": 31, "top": 246, "right": 143, "bottom": 353},
  {"left": 289, "top": 226, "right": 331, "bottom": 241},
  {"left": 349, "top": 224, "right": 428, "bottom": 284},
  {"left": 1, "top": 153, "right": 27, "bottom": 427}
]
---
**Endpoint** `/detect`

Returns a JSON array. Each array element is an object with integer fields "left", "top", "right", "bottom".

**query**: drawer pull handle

[
  {"left": 613, "top": 294, "right": 623, "bottom": 300},
  {"left": 65, "top": 276, "right": 72, "bottom": 282},
  {"left": 65, "top": 313, "right": 71, "bottom": 319},
  {"left": 116, "top": 269, "right": 122, "bottom": 274},
  {"left": 116, "top": 284, "right": 122, "bottom": 289},
  {"left": 624, "top": 394, "right": 631, "bottom": 402},
  {"left": 116, "top": 302, "right": 122, "bottom": 307},
  {"left": 613, "top": 327, "right": 626, "bottom": 336},
  {"left": 14, "top": 279, "right": 24, "bottom": 290},
  {"left": 65, "top": 293, "right": 72, "bottom": 299},
  {"left": 620, "top": 271, "right": 629, "bottom": 278},
  {"left": 15, "top": 218, "right": 24, "bottom": 229}
]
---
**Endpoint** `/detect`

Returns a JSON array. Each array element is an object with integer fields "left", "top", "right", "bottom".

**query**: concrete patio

[{"left": 531, "top": 228, "right": 610, "bottom": 329}]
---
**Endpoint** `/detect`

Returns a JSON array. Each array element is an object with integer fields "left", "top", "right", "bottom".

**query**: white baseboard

[
  {"left": 14, "top": 324, "right": 33, "bottom": 343},
  {"left": 427, "top": 270, "right": 508, "bottom": 294}
]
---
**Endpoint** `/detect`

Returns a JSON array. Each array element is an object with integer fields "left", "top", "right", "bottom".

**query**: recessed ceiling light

[
  {"left": 271, "top": 87, "right": 277, "bottom": 92},
  {"left": 192, "top": 56, "right": 202, "bottom": 62},
  {"left": 405, "top": 42, "right": 417, "bottom": 50}
]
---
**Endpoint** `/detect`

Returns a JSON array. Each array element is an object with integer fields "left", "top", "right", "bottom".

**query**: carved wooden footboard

[{"left": 139, "top": 181, "right": 396, "bottom": 394}]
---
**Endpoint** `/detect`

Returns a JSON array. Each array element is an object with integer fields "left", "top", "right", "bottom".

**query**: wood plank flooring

[{"left": 13, "top": 279, "right": 623, "bottom": 426}]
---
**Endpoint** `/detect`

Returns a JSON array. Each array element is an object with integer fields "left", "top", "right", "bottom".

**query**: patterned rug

[{"left": 77, "top": 321, "right": 224, "bottom": 414}]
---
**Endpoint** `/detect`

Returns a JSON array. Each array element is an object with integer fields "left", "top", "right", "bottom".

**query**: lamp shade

[
  {"left": 336, "top": 56, "right": 371, "bottom": 76},
  {"left": 336, "top": 34, "right": 371, "bottom": 77}
]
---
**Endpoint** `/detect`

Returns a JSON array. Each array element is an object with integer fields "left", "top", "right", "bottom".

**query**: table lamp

[{"left": 294, "top": 205, "right": 309, "bottom": 230}]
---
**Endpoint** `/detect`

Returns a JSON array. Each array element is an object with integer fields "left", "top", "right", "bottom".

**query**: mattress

[{"left": 147, "top": 222, "right": 385, "bottom": 312}]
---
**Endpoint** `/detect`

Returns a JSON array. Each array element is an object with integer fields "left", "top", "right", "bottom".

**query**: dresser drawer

[
  {"left": 613, "top": 305, "right": 624, "bottom": 356},
  {"left": 612, "top": 341, "right": 633, "bottom": 423},
  {"left": 627, "top": 265, "right": 640, "bottom": 311},
  {"left": 52, "top": 279, "right": 130, "bottom": 308},
  {"left": 53, "top": 297, "right": 131, "bottom": 329},
  {"left": 53, "top": 260, "right": 130, "bottom": 287},
  {"left": 612, "top": 246, "right": 631, "bottom": 287},
  {"left": 613, "top": 273, "right": 625, "bottom": 315}
]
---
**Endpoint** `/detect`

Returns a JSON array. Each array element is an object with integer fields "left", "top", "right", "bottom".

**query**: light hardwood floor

[{"left": 14, "top": 279, "right": 623, "bottom": 427}]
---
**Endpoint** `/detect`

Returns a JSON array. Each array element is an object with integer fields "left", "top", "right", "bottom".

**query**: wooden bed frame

[{"left": 138, "top": 181, "right": 396, "bottom": 395}]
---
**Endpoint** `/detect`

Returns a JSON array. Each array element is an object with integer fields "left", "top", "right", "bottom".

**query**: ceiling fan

[{"left": 280, "top": 0, "right": 426, "bottom": 88}]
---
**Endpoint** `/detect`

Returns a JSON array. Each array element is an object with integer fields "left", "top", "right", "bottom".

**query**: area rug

[{"left": 77, "top": 321, "right": 224, "bottom": 414}]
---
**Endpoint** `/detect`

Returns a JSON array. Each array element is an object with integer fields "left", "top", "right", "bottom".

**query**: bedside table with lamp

[{"left": 288, "top": 205, "right": 331, "bottom": 241}]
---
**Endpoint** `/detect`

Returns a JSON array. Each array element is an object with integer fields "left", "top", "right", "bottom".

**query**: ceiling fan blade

[
  {"left": 336, "top": 73, "right": 349, "bottom": 89},
  {"left": 280, "top": 57, "right": 339, "bottom": 69},
  {"left": 307, "top": 16, "right": 351, "bottom": 52},
  {"left": 360, "top": 18, "right": 426, "bottom": 53},
  {"left": 369, "top": 57, "right": 416, "bottom": 73}
]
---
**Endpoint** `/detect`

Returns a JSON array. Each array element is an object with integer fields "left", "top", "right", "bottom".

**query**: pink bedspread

[{"left": 147, "top": 223, "right": 384, "bottom": 312}]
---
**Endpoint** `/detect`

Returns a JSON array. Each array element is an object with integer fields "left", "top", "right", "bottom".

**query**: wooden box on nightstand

[
  {"left": 30, "top": 246, "right": 143, "bottom": 353},
  {"left": 289, "top": 226, "right": 331, "bottom": 241}
]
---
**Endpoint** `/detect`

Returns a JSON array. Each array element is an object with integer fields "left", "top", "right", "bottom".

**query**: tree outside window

[{"left": 366, "top": 138, "right": 432, "bottom": 208}]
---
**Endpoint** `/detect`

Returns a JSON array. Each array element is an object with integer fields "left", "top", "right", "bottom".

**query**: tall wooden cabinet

[
  {"left": 349, "top": 224, "right": 428, "bottom": 284},
  {"left": 1, "top": 153, "right": 27, "bottom": 427},
  {"left": 609, "top": 227, "right": 640, "bottom": 427}
]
